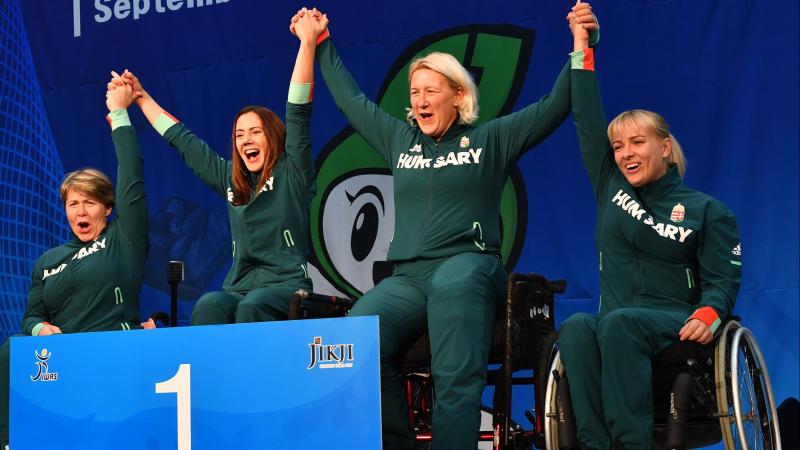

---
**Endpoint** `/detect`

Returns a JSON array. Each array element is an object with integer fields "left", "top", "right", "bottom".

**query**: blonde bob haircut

[
  {"left": 607, "top": 109, "right": 687, "bottom": 178},
  {"left": 406, "top": 52, "right": 479, "bottom": 126},
  {"left": 59, "top": 168, "right": 115, "bottom": 209}
]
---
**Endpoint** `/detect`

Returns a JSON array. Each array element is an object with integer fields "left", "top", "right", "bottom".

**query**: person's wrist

[
  {"left": 135, "top": 91, "right": 150, "bottom": 105},
  {"left": 573, "top": 34, "right": 588, "bottom": 52},
  {"left": 316, "top": 28, "right": 330, "bottom": 45}
]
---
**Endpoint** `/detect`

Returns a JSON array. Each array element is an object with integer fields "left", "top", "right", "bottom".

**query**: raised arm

[
  {"left": 489, "top": 58, "right": 572, "bottom": 167},
  {"left": 291, "top": 8, "right": 407, "bottom": 164},
  {"left": 489, "top": 3, "right": 598, "bottom": 166},
  {"left": 290, "top": 9, "right": 322, "bottom": 87},
  {"left": 281, "top": 9, "right": 323, "bottom": 173},
  {"left": 568, "top": 1, "right": 614, "bottom": 201},
  {"left": 105, "top": 73, "right": 148, "bottom": 249},
  {"left": 117, "top": 70, "right": 231, "bottom": 197}
]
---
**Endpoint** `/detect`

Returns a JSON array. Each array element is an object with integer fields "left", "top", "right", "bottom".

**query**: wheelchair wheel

[
  {"left": 716, "top": 321, "right": 782, "bottom": 450},
  {"left": 541, "top": 332, "right": 563, "bottom": 450}
]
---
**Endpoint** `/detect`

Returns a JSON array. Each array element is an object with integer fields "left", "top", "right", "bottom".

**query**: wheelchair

[
  {"left": 287, "top": 272, "right": 567, "bottom": 450},
  {"left": 541, "top": 319, "right": 783, "bottom": 450}
]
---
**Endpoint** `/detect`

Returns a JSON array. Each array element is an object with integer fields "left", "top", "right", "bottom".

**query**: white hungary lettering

[
  {"left": 42, "top": 238, "right": 108, "bottom": 280},
  {"left": 260, "top": 176, "right": 275, "bottom": 192},
  {"left": 42, "top": 263, "right": 67, "bottom": 280},
  {"left": 396, "top": 148, "right": 483, "bottom": 170},
  {"left": 611, "top": 189, "right": 694, "bottom": 243}
]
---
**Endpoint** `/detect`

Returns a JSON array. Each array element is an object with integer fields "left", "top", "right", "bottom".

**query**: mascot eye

[
  {"left": 346, "top": 186, "right": 385, "bottom": 262},
  {"left": 320, "top": 173, "right": 395, "bottom": 295}
]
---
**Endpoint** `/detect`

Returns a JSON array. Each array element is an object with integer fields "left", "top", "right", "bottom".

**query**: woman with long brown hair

[{"left": 120, "top": 10, "right": 326, "bottom": 325}]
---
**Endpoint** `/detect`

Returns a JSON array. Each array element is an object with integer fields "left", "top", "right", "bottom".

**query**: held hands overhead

[
  {"left": 105, "top": 70, "right": 136, "bottom": 112},
  {"left": 289, "top": 7, "right": 329, "bottom": 42},
  {"left": 106, "top": 69, "right": 148, "bottom": 107},
  {"left": 98, "top": 5, "right": 709, "bottom": 342},
  {"left": 566, "top": 0, "right": 598, "bottom": 51}
]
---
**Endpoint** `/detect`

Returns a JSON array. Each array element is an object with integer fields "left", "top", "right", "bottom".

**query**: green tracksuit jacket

[
  {"left": 572, "top": 65, "right": 741, "bottom": 328},
  {"left": 317, "top": 38, "right": 571, "bottom": 261},
  {"left": 2, "top": 112, "right": 147, "bottom": 445},
  {"left": 21, "top": 117, "right": 148, "bottom": 335},
  {"left": 318, "top": 36, "right": 573, "bottom": 450},
  {"left": 157, "top": 103, "right": 314, "bottom": 292},
  {"left": 558, "top": 49, "right": 742, "bottom": 450}
]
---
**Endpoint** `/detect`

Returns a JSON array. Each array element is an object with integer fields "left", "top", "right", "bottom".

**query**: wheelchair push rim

[
  {"left": 717, "top": 321, "right": 782, "bottom": 450},
  {"left": 543, "top": 348, "right": 562, "bottom": 450}
]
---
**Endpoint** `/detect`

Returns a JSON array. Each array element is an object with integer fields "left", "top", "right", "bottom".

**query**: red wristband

[{"left": 316, "top": 29, "right": 330, "bottom": 45}]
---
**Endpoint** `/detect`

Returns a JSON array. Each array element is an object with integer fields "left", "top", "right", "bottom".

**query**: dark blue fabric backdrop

[{"left": 3, "top": 0, "right": 797, "bottom": 429}]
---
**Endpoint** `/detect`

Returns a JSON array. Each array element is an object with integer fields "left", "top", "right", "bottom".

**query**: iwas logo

[
  {"left": 307, "top": 336, "right": 355, "bottom": 370},
  {"left": 30, "top": 348, "right": 59, "bottom": 382},
  {"left": 308, "top": 25, "right": 533, "bottom": 298}
]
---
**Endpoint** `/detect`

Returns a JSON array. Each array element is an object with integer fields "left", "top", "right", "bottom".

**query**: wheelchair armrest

[
  {"left": 295, "top": 290, "right": 355, "bottom": 309},
  {"left": 289, "top": 290, "right": 355, "bottom": 320}
]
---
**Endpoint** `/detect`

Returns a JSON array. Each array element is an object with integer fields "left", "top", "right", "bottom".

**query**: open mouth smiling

[
  {"left": 244, "top": 148, "right": 261, "bottom": 162},
  {"left": 625, "top": 162, "right": 641, "bottom": 172}
]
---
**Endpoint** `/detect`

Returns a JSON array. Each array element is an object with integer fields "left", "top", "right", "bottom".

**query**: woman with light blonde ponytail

[
  {"left": 558, "top": 9, "right": 743, "bottom": 450},
  {"left": 607, "top": 108, "right": 687, "bottom": 177}
]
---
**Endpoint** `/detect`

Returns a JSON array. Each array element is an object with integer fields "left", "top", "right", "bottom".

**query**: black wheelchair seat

[
  {"left": 651, "top": 340, "right": 721, "bottom": 449},
  {"left": 653, "top": 339, "right": 714, "bottom": 368}
]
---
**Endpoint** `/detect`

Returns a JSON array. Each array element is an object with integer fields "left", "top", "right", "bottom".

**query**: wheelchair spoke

[
  {"left": 730, "top": 333, "right": 776, "bottom": 450},
  {"left": 737, "top": 349, "right": 756, "bottom": 415}
]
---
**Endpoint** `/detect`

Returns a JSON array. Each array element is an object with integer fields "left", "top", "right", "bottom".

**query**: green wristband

[
  {"left": 107, "top": 109, "right": 131, "bottom": 131},
  {"left": 288, "top": 82, "right": 313, "bottom": 104}
]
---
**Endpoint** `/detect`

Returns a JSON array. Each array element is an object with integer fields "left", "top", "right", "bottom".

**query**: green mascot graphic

[{"left": 310, "top": 25, "right": 535, "bottom": 298}]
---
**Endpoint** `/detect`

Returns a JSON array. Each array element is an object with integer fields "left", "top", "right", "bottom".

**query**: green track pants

[
  {"left": 349, "top": 252, "right": 507, "bottom": 450},
  {"left": 191, "top": 278, "right": 311, "bottom": 325},
  {"left": 558, "top": 308, "right": 688, "bottom": 450}
]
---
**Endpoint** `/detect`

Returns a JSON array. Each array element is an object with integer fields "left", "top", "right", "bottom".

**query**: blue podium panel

[{"left": 10, "top": 317, "right": 381, "bottom": 449}]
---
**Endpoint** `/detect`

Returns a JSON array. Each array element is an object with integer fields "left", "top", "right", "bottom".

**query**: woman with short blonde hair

[
  {"left": 292, "top": 6, "right": 598, "bottom": 449},
  {"left": 406, "top": 51, "right": 480, "bottom": 126},
  {"left": 59, "top": 168, "right": 115, "bottom": 209},
  {"left": 1, "top": 74, "right": 150, "bottom": 448}
]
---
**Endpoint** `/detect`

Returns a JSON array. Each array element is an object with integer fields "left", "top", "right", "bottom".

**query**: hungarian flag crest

[{"left": 670, "top": 203, "right": 685, "bottom": 222}]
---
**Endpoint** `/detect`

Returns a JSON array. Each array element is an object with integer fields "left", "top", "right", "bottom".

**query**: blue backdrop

[{"left": 1, "top": 0, "right": 797, "bottom": 431}]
